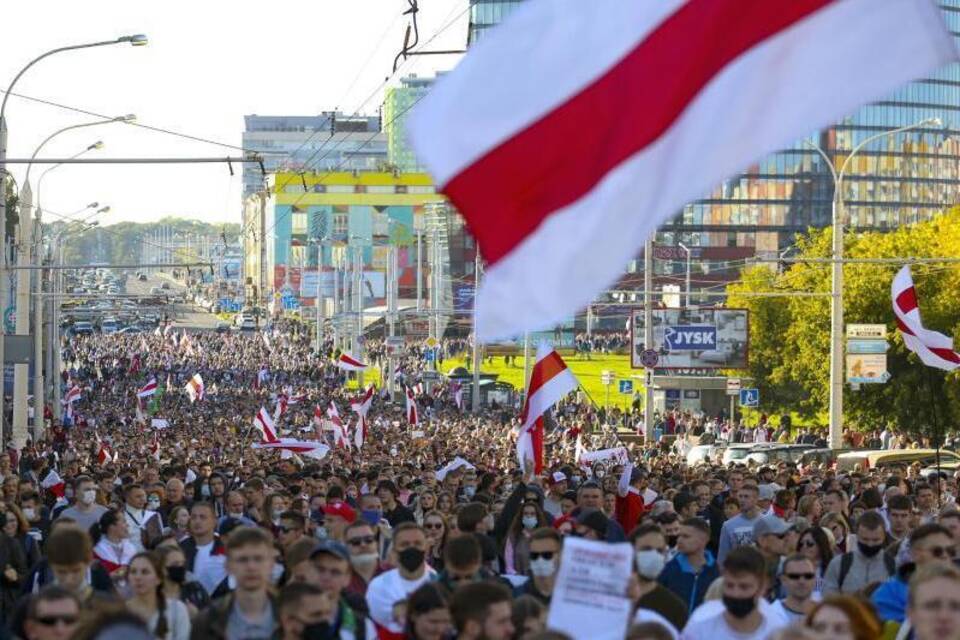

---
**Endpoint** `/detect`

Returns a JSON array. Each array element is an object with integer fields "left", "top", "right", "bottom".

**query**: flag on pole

[
  {"left": 327, "top": 402, "right": 350, "bottom": 448},
  {"left": 149, "top": 435, "right": 160, "bottom": 461},
  {"left": 408, "top": 0, "right": 957, "bottom": 340},
  {"left": 137, "top": 378, "right": 158, "bottom": 399},
  {"left": 351, "top": 385, "right": 375, "bottom": 449},
  {"left": 184, "top": 374, "right": 204, "bottom": 403},
  {"left": 405, "top": 386, "right": 419, "bottom": 426},
  {"left": 253, "top": 407, "right": 280, "bottom": 443},
  {"left": 450, "top": 381, "right": 464, "bottom": 411},
  {"left": 892, "top": 265, "right": 960, "bottom": 370},
  {"left": 336, "top": 353, "right": 368, "bottom": 372},
  {"left": 313, "top": 405, "right": 324, "bottom": 434},
  {"left": 64, "top": 385, "right": 81, "bottom": 405},
  {"left": 41, "top": 469, "right": 65, "bottom": 498},
  {"left": 517, "top": 343, "right": 579, "bottom": 473}
]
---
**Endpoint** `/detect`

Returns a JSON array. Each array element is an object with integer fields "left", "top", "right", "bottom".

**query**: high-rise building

[
  {"left": 383, "top": 75, "right": 435, "bottom": 172},
  {"left": 242, "top": 113, "right": 386, "bottom": 198},
  {"left": 468, "top": 0, "right": 960, "bottom": 310}
]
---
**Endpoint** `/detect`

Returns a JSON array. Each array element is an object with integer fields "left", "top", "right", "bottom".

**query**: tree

[
  {"left": 727, "top": 207, "right": 960, "bottom": 434},
  {"left": 2, "top": 173, "right": 18, "bottom": 241}
]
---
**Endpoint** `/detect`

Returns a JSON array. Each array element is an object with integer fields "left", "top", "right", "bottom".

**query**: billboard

[{"left": 632, "top": 308, "right": 748, "bottom": 369}]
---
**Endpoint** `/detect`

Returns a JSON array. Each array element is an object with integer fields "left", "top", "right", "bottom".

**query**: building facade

[
  {"left": 468, "top": 0, "right": 525, "bottom": 45},
  {"left": 242, "top": 114, "right": 386, "bottom": 198},
  {"left": 383, "top": 75, "right": 435, "bottom": 172},
  {"left": 242, "top": 171, "right": 446, "bottom": 310}
]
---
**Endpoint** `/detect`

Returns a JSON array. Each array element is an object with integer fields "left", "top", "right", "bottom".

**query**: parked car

[
  {"left": 837, "top": 449, "right": 960, "bottom": 472},
  {"left": 100, "top": 318, "right": 120, "bottom": 334},
  {"left": 238, "top": 316, "right": 256, "bottom": 331},
  {"left": 743, "top": 444, "right": 817, "bottom": 466},
  {"left": 215, "top": 322, "right": 231, "bottom": 334},
  {"left": 72, "top": 321, "right": 94, "bottom": 335},
  {"left": 687, "top": 444, "right": 725, "bottom": 466},
  {"left": 721, "top": 443, "right": 756, "bottom": 465}
]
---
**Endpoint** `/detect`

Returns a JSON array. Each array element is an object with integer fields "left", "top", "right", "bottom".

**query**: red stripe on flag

[
  {"left": 896, "top": 287, "right": 919, "bottom": 315},
  {"left": 930, "top": 346, "right": 960, "bottom": 364},
  {"left": 443, "top": 0, "right": 835, "bottom": 266},
  {"left": 526, "top": 350, "right": 571, "bottom": 397},
  {"left": 895, "top": 317, "right": 914, "bottom": 336}
]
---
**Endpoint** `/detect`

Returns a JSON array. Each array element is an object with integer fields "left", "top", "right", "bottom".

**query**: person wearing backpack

[{"left": 822, "top": 511, "right": 895, "bottom": 595}]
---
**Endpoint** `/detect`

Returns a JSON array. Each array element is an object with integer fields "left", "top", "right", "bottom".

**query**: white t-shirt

[
  {"left": 633, "top": 608, "right": 679, "bottom": 639},
  {"left": 683, "top": 601, "right": 788, "bottom": 640},
  {"left": 366, "top": 568, "right": 436, "bottom": 633}
]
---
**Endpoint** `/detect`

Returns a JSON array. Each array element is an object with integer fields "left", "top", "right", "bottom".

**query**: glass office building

[{"left": 468, "top": 0, "right": 525, "bottom": 45}]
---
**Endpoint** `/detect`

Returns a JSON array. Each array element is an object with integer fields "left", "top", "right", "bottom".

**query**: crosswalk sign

[{"left": 739, "top": 388, "right": 759, "bottom": 407}]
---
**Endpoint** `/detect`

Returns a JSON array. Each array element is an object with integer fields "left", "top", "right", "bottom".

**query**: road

[{"left": 125, "top": 272, "right": 221, "bottom": 331}]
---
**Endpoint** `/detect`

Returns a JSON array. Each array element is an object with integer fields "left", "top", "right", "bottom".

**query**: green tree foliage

[
  {"left": 2, "top": 174, "right": 17, "bottom": 240},
  {"left": 59, "top": 217, "right": 240, "bottom": 267},
  {"left": 727, "top": 207, "right": 960, "bottom": 436}
]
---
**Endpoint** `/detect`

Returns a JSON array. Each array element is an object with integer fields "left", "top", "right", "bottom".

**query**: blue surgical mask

[{"left": 361, "top": 509, "right": 382, "bottom": 527}]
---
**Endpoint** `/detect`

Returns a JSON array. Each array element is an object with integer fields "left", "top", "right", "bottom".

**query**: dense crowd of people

[{"left": 0, "top": 326, "right": 956, "bottom": 640}]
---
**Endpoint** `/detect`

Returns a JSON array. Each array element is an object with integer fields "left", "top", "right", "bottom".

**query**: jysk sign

[{"left": 663, "top": 326, "right": 716, "bottom": 350}]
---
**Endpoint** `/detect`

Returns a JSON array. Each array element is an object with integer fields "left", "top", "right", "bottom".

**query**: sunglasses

[
  {"left": 35, "top": 615, "right": 78, "bottom": 627},
  {"left": 530, "top": 551, "right": 556, "bottom": 561},
  {"left": 927, "top": 545, "right": 957, "bottom": 559},
  {"left": 346, "top": 535, "right": 376, "bottom": 547},
  {"left": 799, "top": 539, "right": 817, "bottom": 548},
  {"left": 424, "top": 522, "right": 444, "bottom": 530},
  {"left": 785, "top": 573, "right": 815, "bottom": 580}
]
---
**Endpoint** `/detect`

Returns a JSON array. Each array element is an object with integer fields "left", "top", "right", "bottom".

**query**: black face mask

[
  {"left": 723, "top": 595, "right": 756, "bottom": 618},
  {"left": 666, "top": 535, "right": 679, "bottom": 548},
  {"left": 166, "top": 566, "right": 187, "bottom": 584},
  {"left": 858, "top": 541, "right": 884, "bottom": 557},
  {"left": 397, "top": 547, "right": 425, "bottom": 572},
  {"left": 301, "top": 621, "right": 336, "bottom": 640}
]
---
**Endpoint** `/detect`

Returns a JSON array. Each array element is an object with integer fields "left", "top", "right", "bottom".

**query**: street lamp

[
  {"left": 677, "top": 241, "right": 691, "bottom": 308},
  {"left": 0, "top": 35, "right": 145, "bottom": 443},
  {"left": 37, "top": 140, "right": 105, "bottom": 209},
  {"left": 804, "top": 117, "right": 941, "bottom": 449}
]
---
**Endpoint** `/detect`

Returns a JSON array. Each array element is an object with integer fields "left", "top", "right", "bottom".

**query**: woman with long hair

[
  {"left": 414, "top": 490, "right": 437, "bottom": 526},
  {"left": 3, "top": 506, "right": 39, "bottom": 569},
  {"left": 154, "top": 545, "right": 209, "bottom": 618},
  {"left": 796, "top": 526, "right": 834, "bottom": 597},
  {"left": 404, "top": 582, "right": 452, "bottom": 640},
  {"left": 422, "top": 511, "right": 448, "bottom": 572},
  {"left": 166, "top": 507, "right": 190, "bottom": 542},
  {"left": 503, "top": 501, "right": 550, "bottom": 575},
  {"left": 125, "top": 551, "right": 191, "bottom": 639},
  {"left": 804, "top": 594, "right": 882, "bottom": 640},
  {"left": 91, "top": 509, "right": 137, "bottom": 580},
  {"left": 819, "top": 513, "right": 850, "bottom": 555},
  {"left": 436, "top": 492, "right": 455, "bottom": 517}
]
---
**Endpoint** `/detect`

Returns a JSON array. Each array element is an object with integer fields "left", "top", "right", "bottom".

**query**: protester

[
  {"left": 658, "top": 517, "right": 718, "bottom": 615},
  {"left": 771, "top": 554, "right": 818, "bottom": 622},
  {"left": 821, "top": 511, "right": 894, "bottom": 595},
  {"left": 803, "top": 594, "right": 882, "bottom": 640}
]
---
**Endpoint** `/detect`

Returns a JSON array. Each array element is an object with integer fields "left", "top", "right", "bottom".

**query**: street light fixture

[{"left": 804, "top": 116, "right": 941, "bottom": 449}]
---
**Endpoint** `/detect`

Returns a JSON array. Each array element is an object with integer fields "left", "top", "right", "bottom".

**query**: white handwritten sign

[
  {"left": 546, "top": 537, "right": 633, "bottom": 640},
  {"left": 578, "top": 446, "right": 629, "bottom": 466}
]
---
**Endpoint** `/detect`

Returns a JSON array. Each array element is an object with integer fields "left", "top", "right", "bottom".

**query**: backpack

[{"left": 838, "top": 550, "right": 895, "bottom": 591}]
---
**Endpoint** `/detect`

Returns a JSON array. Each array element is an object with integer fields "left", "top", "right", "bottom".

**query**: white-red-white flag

[
  {"left": 517, "top": 343, "right": 578, "bottom": 474},
  {"left": 41, "top": 469, "right": 65, "bottom": 498},
  {"left": 350, "top": 385, "right": 375, "bottom": 449},
  {"left": 405, "top": 386, "right": 419, "bottom": 426},
  {"left": 450, "top": 381, "right": 464, "bottom": 411},
  {"left": 137, "top": 378, "right": 158, "bottom": 399},
  {"left": 184, "top": 374, "right": 204, "bottom": 403},
  {"left": 892, "top": 265, "right": 960, "bottom": 371},
  {"left": 336, "top": 353, "right": 367, "bottom": 372},
  {"left": 252, "top": 439, "right": 331, "bottom": 460},
  {"left": 409, "top": 0, "right": 957, "bottom": 340},
  {"left": 64, "top": 385, "right": 81, "bottom": 404},
  {"left": 327, "top": 402, "right": 350, "bottom": 448},
  {"left": 149, "top": 436, "right": 161, "bottom": 461},
  {"left": 253, "top": 407, "right": 280, "bottom": 444}
]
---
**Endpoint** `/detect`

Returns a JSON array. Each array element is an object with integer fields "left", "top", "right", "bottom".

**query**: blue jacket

[
  {"left": 658, "top": 551, "right": 719, "bottom": 615},
  {"left": 872, "top": 575, "right": 909, "bottom": 623}
]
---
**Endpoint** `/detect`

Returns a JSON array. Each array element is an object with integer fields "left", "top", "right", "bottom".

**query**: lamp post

[
  {"left": 803, "top": 117, "right": 941, "bottom": 449},
  {"left": 678, "top": 241, "right": 691, "bottom": 308},
  {"left": 17, "top": 118, "right": 132, "bottom": 441},
  {"left": 0, "top": 34, "right": 146, "bottom": 445}
]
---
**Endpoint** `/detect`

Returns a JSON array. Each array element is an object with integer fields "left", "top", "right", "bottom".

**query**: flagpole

[{"left": 471, "top": 245, "right": 482, "bottom": 413}]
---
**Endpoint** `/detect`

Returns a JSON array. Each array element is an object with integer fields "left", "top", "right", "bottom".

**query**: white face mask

[
  {"left": 529, "top": 556, "right": 557, "bottom": 578},
  {"left": 635, "top": 550, "right": 667, "bottom": 580},
  {"left": 22, "top": 508, "right": 35, "bottom": 521},
  {"left": 350, "top": 552, "right": 379, "bottom": 568},
  {"left": 80, "top": 489, "right": 97, "bottom": 505},
  {"left": 522, "top": 516, "right": 538, "bottom": 530}
]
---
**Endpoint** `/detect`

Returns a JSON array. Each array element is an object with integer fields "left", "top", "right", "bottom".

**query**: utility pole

[
  {"left": 471, "top": 246, "right": 482, "bottom": 413},
  {"left": 315, "top": 240, "right": 323, "bottom": 353},
  {"left": 12, "top": 183, "right": 32, "bottom": 447},
  {"left": 32, "top": 207, "right": 43, "bottom": 442},
  {"left": 354, "top": 246, "right": 364, "bottom": 388},
  {"left": 386, "top": 245, "right": 397, "bottom": 398},
  {"left": 643, "top": 235, "right": 654, "bottom": 445}
]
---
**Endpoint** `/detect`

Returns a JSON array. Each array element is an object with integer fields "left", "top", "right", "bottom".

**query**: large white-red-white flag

[
  {"left": 405, "top": 386, "right": 419, "bottom": 426},
  {"left": 184, "top": 374, "right": 204, "bottom": 403},
  {"left": 252, "top": 439, "right": 331, "bottom": 460},
  {"left": 409, "top": 0, "right": 956, "bottom": 340},
  {"left": 350, "top": 385, "right": 375, "bottom": 449},
  {"left": 892, "top": 265, "right": 960, "bottom": 371},
  {"left": 137, "top": 378, "right": 158, "bottom": 399},
  {"left": 517, "top": 343, "right": 578, "bottom": 474},
  {"left": 253, "top": 407, "right": 280, "bottom": 444},
  {"left": 336, "top": 353, "right": 367, "bottom": 372}
]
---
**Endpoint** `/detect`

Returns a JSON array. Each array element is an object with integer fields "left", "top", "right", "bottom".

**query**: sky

[{"left": 0, "top": 0, "right": 469, "bottom": 228}]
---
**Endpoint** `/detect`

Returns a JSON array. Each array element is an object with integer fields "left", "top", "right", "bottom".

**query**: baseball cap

[
  {"left": 753, "top": 515, "right": 789, "bottom": 538},
  {"left": 310, "top": 539, "right": 349, "bottom": 562},
  {"left": 551, "top": 471, "right": 568, "bottom": 485},
  {"left": 322, "top": 500, "right": 357, "bottom": 523}
]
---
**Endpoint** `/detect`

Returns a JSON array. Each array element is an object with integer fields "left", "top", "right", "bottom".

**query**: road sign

[
  {"left": 726, "top": 378, "right": 742, "bottom": 395},
  {"left": 601, "top": 370, "right": 615, "bottom": 385},
  {"left": 846, "top": 353, "right": 890, "bottom": 383},
  {"left": 846, "top": 324, "right": 887, "bottom": 339},
  {"left": 739, "top": 388, "right": 759, "bottom": 407},
  {"left": 618, "top": 380, "right": 634, "bottom": 395},
  {"left": 639, "top": 349, "right": 659, "bottom": 368},
  {"left": 424, "top": 349, "right": 436, "bottom": 362},
  {"left": 425, "top": 337, "right": 438, "bottom": 348},
  {"left": 3, "top": 307, "right": 13, "bottom": 333},
  {"left": 847, "top": 339, "right": 889, "bottom": 354}
]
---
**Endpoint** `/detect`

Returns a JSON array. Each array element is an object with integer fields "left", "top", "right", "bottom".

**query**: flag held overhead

[
  {"left": 336, "top": 353, "right": 368, "bottom": 372},
  {"left": 409, "top": 0, "right": 957, "bottom": 340}
]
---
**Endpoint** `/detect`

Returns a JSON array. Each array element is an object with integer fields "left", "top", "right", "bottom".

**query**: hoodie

[{"left": 658, "top": 550, "right": 719, "bottom": 614}]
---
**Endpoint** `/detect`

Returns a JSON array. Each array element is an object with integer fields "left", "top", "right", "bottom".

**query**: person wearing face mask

[
  {"left": 680, "top": 546, "right": 788, "bottom": 640},
  {"left": 277, "top": 582, "right": 336, "bottom": 640},
  {"left": 156, "top": 545, "right": 210, "bottom": 618},
  {"left": 503, "top": 501, "right": 549, "bottom": 576},
  {"left": 376, "top": 481, "right": 414, "bottom": 527},
  {"left": 343, "top": 523, "right": 384, "bottom": 599},
  {"left": 366, "top": 523, "right": 436, "bottom": 636},
  {"left": 56, "top": 476, "right": 107, "bottom": 532},
  {"left": 822, "top": 511, "right": 895, "bottom": 595},
  {"left": 517, "top": 528, "right": 562, "bottom": 605},
  {"left": 630, "top": 524, "right": 688, "bottom": 634},
  {"left": 307, "top": 540, "right": 378, "bottom": 639},
  {"left": 658, "top": 517, "right": 719, "bottom": 615}
]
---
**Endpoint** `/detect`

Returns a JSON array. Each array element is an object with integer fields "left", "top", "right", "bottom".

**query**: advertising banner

[{"left": 632, "top": 308, "right": 748, "bottom": 369}]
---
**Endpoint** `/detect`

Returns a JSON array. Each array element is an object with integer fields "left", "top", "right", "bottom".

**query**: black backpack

[{"left": 838, "top": 551, "right": 895, "bottom": 591}]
